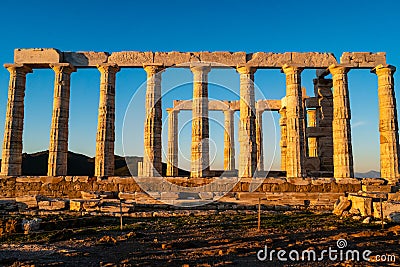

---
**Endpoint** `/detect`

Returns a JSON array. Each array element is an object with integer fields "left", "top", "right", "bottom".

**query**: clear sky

[{"left": 0, "top": 0, "right": 399, "bottom": 172}]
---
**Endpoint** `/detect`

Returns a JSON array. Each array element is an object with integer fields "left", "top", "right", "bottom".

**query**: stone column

[
  {"left": 372, "top": 64, "right": 400, "bottom": 184},
  {"left": 1, "top": 64, "right": 32, "bottom": 176},
  {"left": 94, "top": 64, "right": 119, "bottom": 177},
  {"left": 279, "top": 107, "right": 287, "bottom": 171},
  {"left": 237, "top": 66, "right": 257, "bottom": 178},
  {"left": 143, "top": 64, "right": 164, "bottom": 177},
  {"left": 190, "top": 65, "right": 211, "bottom": 178},
  {"left": 307, "top": 109, "right": 318, "bottom": 157},
  {"left": 166, "top": 108, "right": 179, "bottom": 176},
  {"left": 223, "top": 109, "right": 235, "bottom": 171},
  {"left": 329, "top": 65, "right": 354, "bottom": 179},
  {"left": 313, "top": 77, "right": 334, "bottom": 172},
  {"left": 256, "top": 109, "right": 264, "bottom": 171},
  {"left": 282, "top": 65, "right": 305, "bottom": 178},
  {"left": 47, "top": 64, "right": 76, "bottom": 176}
]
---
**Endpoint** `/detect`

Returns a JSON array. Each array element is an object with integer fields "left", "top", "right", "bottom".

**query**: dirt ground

[{"left": 0, "top": 211, "right": 399, "bottom": 267}]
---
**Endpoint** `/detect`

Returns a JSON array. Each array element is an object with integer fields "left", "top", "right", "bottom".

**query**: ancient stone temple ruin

[{"left": 0, "top": 49, "right": 399, "bottom": 206}]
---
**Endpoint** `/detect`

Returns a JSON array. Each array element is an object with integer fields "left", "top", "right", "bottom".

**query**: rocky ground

[{"left": 0, "top": 211, "right": 399, "bottom": 267}]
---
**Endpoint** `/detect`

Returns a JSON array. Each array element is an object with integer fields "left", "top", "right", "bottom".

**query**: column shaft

[
  {"left": 190, "top": 65, "right": 211, "bottom": 178},
  {"left": 223, "top": 109, "right": 235, "bottom": 171},
  {"left": 143, "top": 65, "right": 164, "bottom": 177},
  {"left": 95, "top": 64, "right": 119, "bottom": 177},
  {"left": 372, "top": 65, "right": 400, "bottom": 184},
  {"left": 329, "top": 65, "right": 354, "bottom": 179},
  {"left": 166, "top": 108, "right": 179, "bottom": 176},
  {"left": 47, "top": 64, "right": 75, "bottom": 176},
  {"left": 313, "top": 77, "right": 334, "bottom": 172},
  {"left": 279, "top": 107, "right": 287, "bottom": 171},
  {"left": 237, "top": 66, "right": 257, "bottom": 178},
  {"left": 307, "top": 109, "right": 318, "bottom": 157},
  {"left": 1, "top": 64, "right": 32, "bottom": 176},
  {"left": 282, "top": 65, "right": 305, "bottom": 178},
  {"left": 256, "top": 109, "right": 264, "bottom": 171}
]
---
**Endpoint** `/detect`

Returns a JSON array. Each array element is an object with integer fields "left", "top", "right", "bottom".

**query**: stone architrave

[
  {"left": 237, "top": 66, "right": 257, "bottom": 178},
  {"left": 282, "top": 65, "right": 305, "bottom": 178},
  {"left": 143, "top": 64, "right": 164, "bottom": 177},
  {"left": 329, "top": 64, "right": 354, "bottom": 179},
  {"left": 256, "top": 109, "right": 264, "bottom": 171},
  {"left": 372, "top": 65, "right": 400, "bottom": 184},
  {"left": 1, "top": 64, "right": 32, "bottom": 176},
  {"left": 47, "top": 64, "right": 76, "bottom": 176},
  {"left": 190, "top": 64, "right": 211, "bottom": 178},
  {"left": 223, "top": 109, "right": 235, "bottom": 171},
  {"left": 307, "top": 109, "right": 318, "bottom": 157},
  {"left": 279, "top": 107, "right": 287, "bottom": 171},
  {"left": 166, "top": 108, "right": 179, "bottom": 176},
  {"left": 94, "top": 64, "right": 119, "bottom": 177}
]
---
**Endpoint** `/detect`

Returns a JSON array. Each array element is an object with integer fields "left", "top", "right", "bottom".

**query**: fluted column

[
  {"left": 329, "top": 64, "right": 354, "bottom": 179},
  {"left": 1, "top": 64, "right": 32, "bottom": 176},
  {"left": 143, "top": 64, "right": 164, "bottom": 177},
  {"left": 372, "top": 64, "right": 400, "bottom": 184},
  {"left": 313, "top": 77, "right": 334, "bottom": 172},
  {"left": 279, "top": 107, "right": 287, "bottom": 171},
  {"left": 223, "top": 109, "right": 235, "bottom": 171},
  {"left": 237, "top": 66, "right": 257, "bottom": 178},
  {"left": 256, "top": 109, "right": 264, "bottom": 171},
  {"left": 282, "top": 65, "right": 305, "bottom": 178},
  {"left": 95, "top": 64, "right": 119, "bottom": 177},
  {"left": 47, "top": 64, "right": 76, "bottom": 176},
  {"left": 307, "top": 109, "right": 318, "bottom": 157},
  {"left": 166, "top": 108, "right": 179, "bottom": 176},
  {"left": 190, "top": 65, "right": 211, "bottom": 178}
]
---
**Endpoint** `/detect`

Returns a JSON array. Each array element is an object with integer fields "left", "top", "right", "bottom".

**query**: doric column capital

[
  {"left": 50, "top": 63, "right": 76, "bottom": 74},
  {"left": 236, "top": 65, "right": 257, "bottom": 75},
  {"left": 328, "top": 64, "right": 349, "bottom": 76},
  {"left": 281, "top": 64, "right": 303, "bottom": 75},
  {"left": 97, "top": 64, "right": 120, "bottom": 74},
  {"left": 190, "top": 64, "right": 211, "bottom": 74},
  {"left": 4, "top": 63, "right": 32, "bottom": 74},
  {"left": 143, "top": 64, "right": 164, "bottom": 76},
  {"left": 371, "top": 64, "right": 396, "bottom": 76}
]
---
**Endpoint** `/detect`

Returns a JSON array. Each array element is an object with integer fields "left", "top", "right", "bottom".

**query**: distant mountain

[
  {"left": 0, "top": 151, "right": 190, "bottom": 176},
  {"left": 355, "top": 170, "right": 381, "bottom": 178}
]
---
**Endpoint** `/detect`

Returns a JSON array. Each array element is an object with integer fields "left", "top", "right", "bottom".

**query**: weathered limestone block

[
  {"left": 154, "top": 51, "right": 191, "bottom": 66},
  {"left": 333, "top": 196, "right": 351, "bottom": 215},
  {"left": 196, "top": 51, "right": 246, "bottom": 66},
  {"left": 348, "top": 194, "right": 373, "bottom": 216},
  {"left": 362, "top": 185, "right": 393, "bottom": 193},
  {"left": 81, "top": 191, "right": 100, "bottom": 199},
  {"left": 361, "top": 178, "right": 386, "bottom": 185},
  {"left": 246, "top": 52, "right": 337, "bottom": 68},
  {"left": 373, "top": 201, "right": 400, "bottom": 219},
  {"left": 118, "top": 192, "right": 135, "bottom": 200},
  {"left": 107, "top": 51, "right": 153, "bottom": 66},
  {"left": 63, "top": 52, "right": 109, "bottom": 67},
  {"left": 38, "top": 199, "right": 66, "bottom": 210},
  {"left": 15, "top": 195, "right": 40, "bottom": 209},
  {"left": 388, "top": 192, "right": 400, "bottom": 201},
  {"left": 340, "top": 52, "right": 386, "bottom": 67},
  {"left": 14, "top": 48, "right": 62, "bottom": 64}
]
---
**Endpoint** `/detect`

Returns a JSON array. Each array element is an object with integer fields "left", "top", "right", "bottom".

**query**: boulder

[
  {"left": 348, "top": 194, "right": 373, "bottom": 216},
  {"left": 333, "top": 196, "right": 351, "bottom": 216}
]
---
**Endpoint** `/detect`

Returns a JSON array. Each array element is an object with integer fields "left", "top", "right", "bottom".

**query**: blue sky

[{"left": 0, "top": 0, "right": 399, "bottom": 172}]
